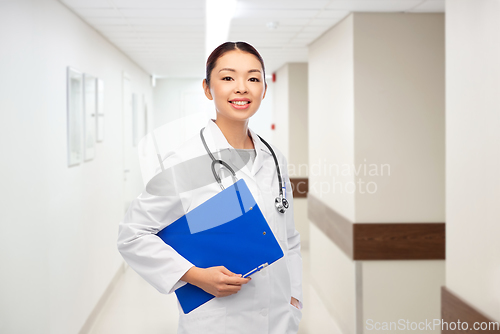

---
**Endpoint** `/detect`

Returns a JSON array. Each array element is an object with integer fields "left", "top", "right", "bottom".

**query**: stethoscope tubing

[
  {"left": 256, "top": 134, "right": 284, "bottom": 200},
  {"left": 200, "top": 127, "right": 288, "bottom": 213}
]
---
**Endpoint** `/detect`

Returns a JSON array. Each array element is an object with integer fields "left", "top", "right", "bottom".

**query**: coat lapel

[{"left": 248, "top": 127, "right": 273, "bottom": 177}]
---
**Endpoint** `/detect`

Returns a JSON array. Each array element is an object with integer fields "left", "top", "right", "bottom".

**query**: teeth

[{"left": 231, "top": 101, "right": 249, "bottom": 105}]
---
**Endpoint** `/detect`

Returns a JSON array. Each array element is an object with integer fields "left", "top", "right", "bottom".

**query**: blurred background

[{"left": 1, "top": 0, "right": 499, "bottom": 333}]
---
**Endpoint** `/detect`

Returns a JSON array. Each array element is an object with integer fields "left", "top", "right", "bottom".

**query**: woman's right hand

[{"left": 180, "top": 266, "right": 251, "bottom": 298}]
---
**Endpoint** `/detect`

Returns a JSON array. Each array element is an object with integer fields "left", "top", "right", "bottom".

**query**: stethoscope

[{"left": 200, "top": 127, "right": 289, "bottom": 214}]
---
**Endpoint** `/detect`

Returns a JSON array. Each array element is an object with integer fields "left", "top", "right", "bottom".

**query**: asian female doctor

[{"left": 117, "top": 41, "right": 303, "bottom": 334}]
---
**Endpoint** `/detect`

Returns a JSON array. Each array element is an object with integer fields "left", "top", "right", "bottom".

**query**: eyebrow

[{"left": 218, "top": 68, "right": 261, "bottom": 74}]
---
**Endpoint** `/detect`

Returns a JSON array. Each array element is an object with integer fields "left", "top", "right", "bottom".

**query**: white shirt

[{"left": 117, "top": 119, "right": 303, "bottom": 334}]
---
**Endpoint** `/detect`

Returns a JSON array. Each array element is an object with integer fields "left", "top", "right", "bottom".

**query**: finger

[
  {"left": 218, "top": 285, "right": 242, "bottom": 296},
  {"left": 225, "top": 276, "right": 251, "bottom": 285},
  {"left": 219, "top": 267, "right": 245, "bottom": 278},
  {"left": 214, "top": 287, "right": 239, "bottom": 298},
  {"left": 219, "top": 266, "right": 235, "bottom": 276}
]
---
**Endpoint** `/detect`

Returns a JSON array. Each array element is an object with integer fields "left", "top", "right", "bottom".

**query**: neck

[{"left": 214, "top": 114, "right": 254, "bottom": 149}]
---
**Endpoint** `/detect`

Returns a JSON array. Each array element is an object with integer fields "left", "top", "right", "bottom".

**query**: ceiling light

[{"left": 205, "top": 0, "right": 237, "bottom": 60}]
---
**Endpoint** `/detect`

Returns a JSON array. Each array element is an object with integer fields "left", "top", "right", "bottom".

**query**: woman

[{"left": 117, "top": 41, "right": 303, "bottom": 334}]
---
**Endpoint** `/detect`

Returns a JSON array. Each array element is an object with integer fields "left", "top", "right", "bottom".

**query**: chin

[{"left": 218, "top": 107, "right": 257, "bottom": 122}]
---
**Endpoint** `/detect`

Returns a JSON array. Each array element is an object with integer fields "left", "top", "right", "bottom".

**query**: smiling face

[{"left": 203, "top": 50, "right": 267, "bottom": 122}]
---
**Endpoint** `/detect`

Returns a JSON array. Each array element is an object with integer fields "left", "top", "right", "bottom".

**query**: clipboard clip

[{"left": 242, "top": 262, "right": 269, "bottom": 278}]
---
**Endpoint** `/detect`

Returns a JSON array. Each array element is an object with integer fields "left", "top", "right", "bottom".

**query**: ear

[
  {"left": 262, "top": 82, "right": 268, "bottom": 99},
  {"left": 202, "top": 79, "right": 213, "bottom": 100}
]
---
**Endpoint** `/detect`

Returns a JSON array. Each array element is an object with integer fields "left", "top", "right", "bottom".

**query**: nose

[{"left": 234, "top": 79, "right": 248, "bottom": 94}]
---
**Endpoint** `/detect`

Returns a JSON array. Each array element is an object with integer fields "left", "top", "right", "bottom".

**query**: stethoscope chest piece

[
  {"left": 282, "top": 197, "right": 289, "bottom": 209},
  {"left": 275, "top": 196, "right": 289, "bottom": 214}
]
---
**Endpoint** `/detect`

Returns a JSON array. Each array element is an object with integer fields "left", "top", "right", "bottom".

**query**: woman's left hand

[{"left": 290, "top": 297, "right": 300, "bottom": 309}]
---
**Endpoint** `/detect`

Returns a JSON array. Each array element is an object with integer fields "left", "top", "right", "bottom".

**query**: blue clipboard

[{"left": 156, "top": 178, "right": 284, "bottom": 314}]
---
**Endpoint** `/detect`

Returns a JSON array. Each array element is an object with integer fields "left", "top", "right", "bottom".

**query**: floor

[{"left": 89, "top": 249, "right": 342, "bottom": 334}]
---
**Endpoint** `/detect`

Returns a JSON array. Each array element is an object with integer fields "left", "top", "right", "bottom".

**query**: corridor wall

[
  {"left": 308, "top": 14, "right": 357, "bottom": 333},
  {"left": 445, "top": 0, "right": 500, "bottom": 325},
  {"left": 153, "top": 78, "right": 212, "bottom": 128},
  {"left": 272, "top": 63, "right": 309, "bottom": 247},
  {"left": 0, "top": 0, "right": 153, "bottom": 333},
  {"left": 308, "top": 13, "right": 445, "bottom": 334}
]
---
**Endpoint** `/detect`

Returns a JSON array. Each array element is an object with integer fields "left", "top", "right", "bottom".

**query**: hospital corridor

[
  {"left": 86, "top": 250, "right": 341, "bottom": 334},
  {"left": 1, "top": 0, "right": 500, "bottom": 334}
]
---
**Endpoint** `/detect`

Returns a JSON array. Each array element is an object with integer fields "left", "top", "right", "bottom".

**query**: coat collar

[{"left": 202, "top": 119, "right": 272, "bottom": 178}]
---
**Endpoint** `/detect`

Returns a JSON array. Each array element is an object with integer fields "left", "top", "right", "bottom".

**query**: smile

[
  {"left": 230, "top": 101, "right": 250, "bottom": 105},
  {"left": 229, "top": 100, "right": 251, "bottom": 110}
]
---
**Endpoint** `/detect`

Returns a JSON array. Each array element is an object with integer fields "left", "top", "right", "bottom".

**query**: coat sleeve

[
  {"left": 117, "top": 168, "right": 194, "bottom": 295},
  {"left": 281, "top": 155, "right": 304, "bottom": 309}
]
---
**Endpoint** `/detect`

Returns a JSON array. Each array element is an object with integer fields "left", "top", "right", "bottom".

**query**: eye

[
  {"left": 222, "top": 76, "right": 233, "bottom": 81},
  {"left": 249, "top": 78, "right": 260, "bottom": 82}
]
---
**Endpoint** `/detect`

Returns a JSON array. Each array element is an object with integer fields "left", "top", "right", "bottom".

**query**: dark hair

[{"left": 205, "top": 41, "right": 266, "bottom": 88}]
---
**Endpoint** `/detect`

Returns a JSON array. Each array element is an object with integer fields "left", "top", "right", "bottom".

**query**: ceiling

[{"left": 59, "top": 0, "right": 444, "bottom": 78}]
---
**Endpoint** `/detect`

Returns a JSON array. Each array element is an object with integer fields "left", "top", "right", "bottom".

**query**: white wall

[
  {"left": 308, "top": 14, "right": 356, "bottom": 222},
  {"left": 353, "top": 14, "right": 446, "bottom": 332},
  {"left": 288, "top": 63, "right": 309, "bottom": 178},
  {"left": 0, "top": 1, "right": 152, "bottom": 333},
  {"left": 353, "top": 13, "right": 445, "bottom": 223},
  {"left": 308, "top": 13, "right": 445, "bottom": 334},
  {"left": 310, "top": 224, "right": 358, "bottom": 334},
  {"left": 251, "top": 80, "right": 274, "bottom": 144},
  {"left": 361, "top": 261, "right": 445, "bottom": 333},
  {"left": 308, "top": 15, "right": 356, "bottom": 332},
  {"left": 446, "top": 0, "right": 500, "bottom": 322},
  {"left": 272, "top": 65, "right": 290, "bottom": 155},
  {"left": 270, "top": 63, "right": 309, "bottom": 247},
  {"left": 272, "top": 62, "right": 308, "bottom": 172},
  {"left": 153, "top": 78, "right": 211, "bottom": 128}
]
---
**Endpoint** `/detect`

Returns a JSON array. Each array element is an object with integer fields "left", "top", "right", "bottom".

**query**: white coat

[{"left": 117, "top": 118, "right": 303, "bottom": 334}]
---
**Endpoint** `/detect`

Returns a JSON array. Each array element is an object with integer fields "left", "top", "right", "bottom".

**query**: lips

[
  {"left": 229, "top": 98, "right": 251, "bottom": 106},
  {"left": 229, "top": 99, "right": 251, "bottom": 109}
]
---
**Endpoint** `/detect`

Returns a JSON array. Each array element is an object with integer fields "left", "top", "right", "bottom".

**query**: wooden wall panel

[
  {"left": 307, "top": 194, "right": 446, "bottom": 260},
  {"left": 289, "top": 177, "right": 308, "bottom": 198},
  {"left": 441, "top": 287, "right": 500, "bottom": 333},
  {"left": 353, "top": 223, "right": 445, "bottom": 260}
]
